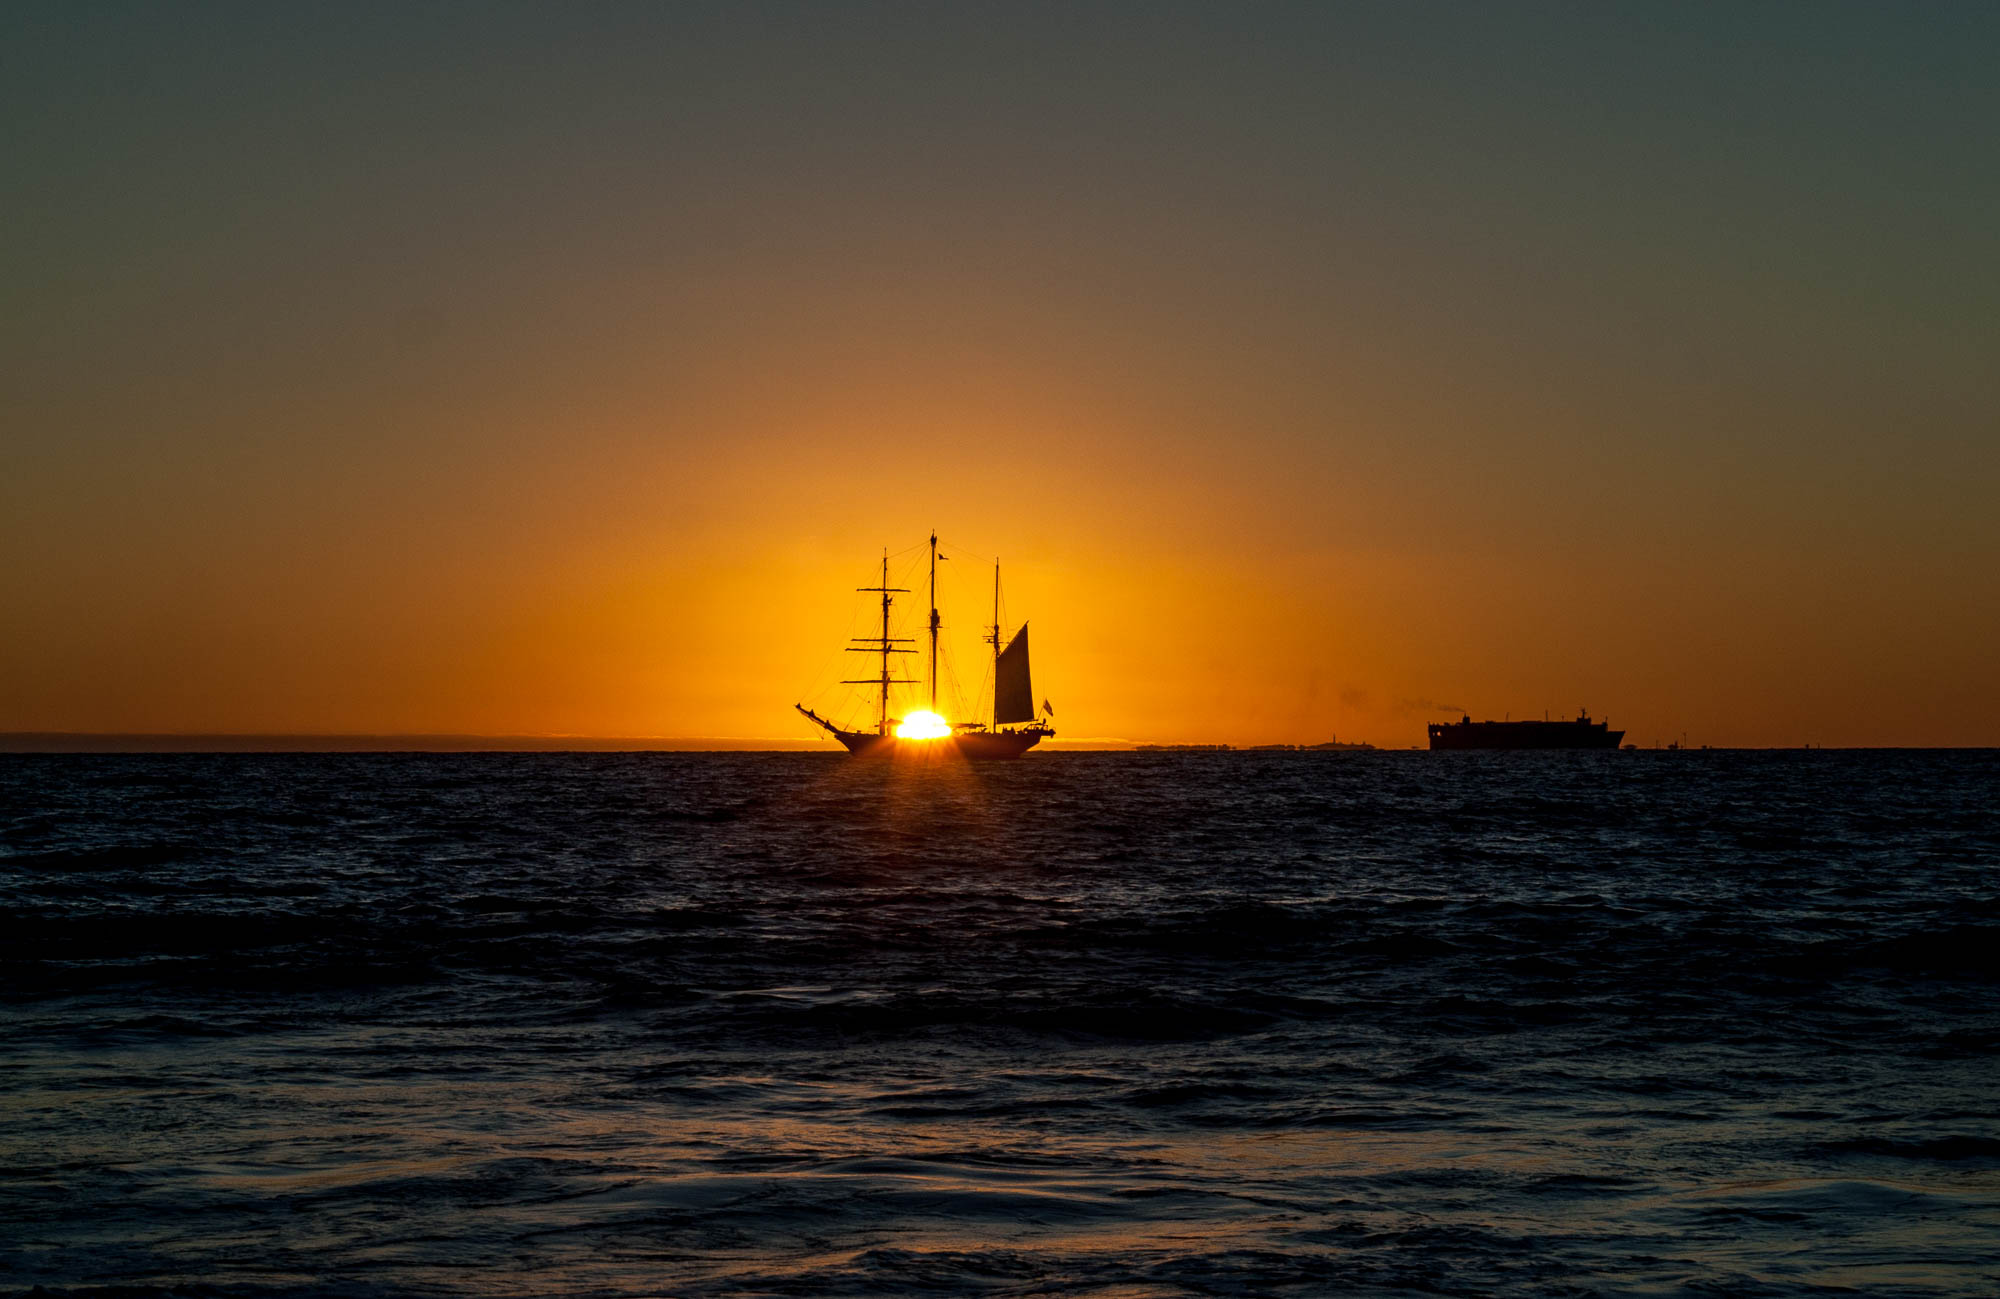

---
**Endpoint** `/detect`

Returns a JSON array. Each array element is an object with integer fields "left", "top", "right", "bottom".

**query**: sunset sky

[{"left": 5, "top": 3, "right": 1996, "bottom": 748}]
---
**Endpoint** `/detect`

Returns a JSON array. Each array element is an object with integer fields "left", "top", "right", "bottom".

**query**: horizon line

[
  {"left": 0, "top": 732, "right": 1990, "bottom": 754},
  {"left": 0, "top": 731, "right": 1140, "bottom": 753}
]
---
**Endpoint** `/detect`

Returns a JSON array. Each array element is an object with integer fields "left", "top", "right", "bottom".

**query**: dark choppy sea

[{"left": 2, "top": 750, "right": 1997, "bottom": 1297}]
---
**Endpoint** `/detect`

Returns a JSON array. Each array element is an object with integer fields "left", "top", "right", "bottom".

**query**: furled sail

[{"left": 994, "top": 625, "right": 1035, "bottom": 724}]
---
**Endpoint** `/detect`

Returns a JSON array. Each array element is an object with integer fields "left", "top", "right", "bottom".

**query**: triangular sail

[{"left": 994, "top": 625, "right": 1035, "bottom": 724}]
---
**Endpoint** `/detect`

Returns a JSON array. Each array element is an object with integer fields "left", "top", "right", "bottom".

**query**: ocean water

[{"left": 2, "top": 750, "right": 1996, "bottom": 1297}]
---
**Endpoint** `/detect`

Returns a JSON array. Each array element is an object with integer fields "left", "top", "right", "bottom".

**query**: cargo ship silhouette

[
  {"left": 796, "top": 534, "right": 1054, "bottom": 758},
  {"left": 1428, "top": 711, "right": 1624, "bottom": 750}
]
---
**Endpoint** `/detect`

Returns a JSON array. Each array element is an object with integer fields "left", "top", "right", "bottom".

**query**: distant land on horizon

[
  {"left": 0, "top": 732, "right": 1127, "bottom": 753},
  {"left": 0, "top": 733, "right": 832, "bottom": 753}
]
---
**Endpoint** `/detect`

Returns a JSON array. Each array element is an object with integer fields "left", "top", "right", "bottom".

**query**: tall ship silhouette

[
  {"left": 796, "top": 534, "right": 1055, "bottom": 758},
  {"left": 1428, "top": 711, "right": 1624, "bottom": 750}
]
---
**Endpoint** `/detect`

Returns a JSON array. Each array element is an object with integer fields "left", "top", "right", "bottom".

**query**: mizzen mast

[{"left": 990, "top": 559, "right": 1001, "bottom": 731}]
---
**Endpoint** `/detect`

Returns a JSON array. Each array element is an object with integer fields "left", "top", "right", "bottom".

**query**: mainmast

[{"left": 846, "top": 550, "right": 911, "bottom": 735}]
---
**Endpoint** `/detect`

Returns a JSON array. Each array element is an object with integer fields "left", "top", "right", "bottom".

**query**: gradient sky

[{"left": 4, "top": 2, "right": 1996, "bottom": 747}]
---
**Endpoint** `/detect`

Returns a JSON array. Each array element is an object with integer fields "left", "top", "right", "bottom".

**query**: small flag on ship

[{"left": 1043, "top": 699, "right": 1054, "bottom": 716}]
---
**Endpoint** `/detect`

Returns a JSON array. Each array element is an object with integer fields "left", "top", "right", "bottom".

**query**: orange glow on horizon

[{"left": 4, "top": 4, "right": 1995, "bottom": 751}]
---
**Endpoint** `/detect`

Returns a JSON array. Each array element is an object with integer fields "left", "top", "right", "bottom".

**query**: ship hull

[
  {"left": 1429, "top": 720, "right": 1624, "bottom": 750},
  {"left": 832, "top": 729, "right": 1047, "bottom": 759},
  {"left": 951, "top": 730, "right": 1046, "bottom": 759}
]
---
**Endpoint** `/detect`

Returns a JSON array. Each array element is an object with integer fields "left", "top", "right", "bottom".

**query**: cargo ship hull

[{"left": 1429, "top": 716, "right": 1624, "bottom": 750}]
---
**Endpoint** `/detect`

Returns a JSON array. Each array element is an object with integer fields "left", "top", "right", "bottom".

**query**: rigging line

[
  {"left": 892, "top": 554, "right": 927, "bottom": 605},
  {"left": 934, "top": 636, "right": 965, "bottom": 719},
  {"left": 930, "top": 542, "right": 990, "bottom": 722},
  {"left": 797, "top": 581, "right": 869, "bottom": 709},
  {"left": 820, "top": 549, "right": 913, "bottom": 725},
  {"left": 943, "top": 651, "right": 973, "bottom": 724},
  {"left": 934, "top": 534, "right": 998, "bottom": 567},
  {"left": 869, "top": 549, "right": 928, "bottom": 722}
]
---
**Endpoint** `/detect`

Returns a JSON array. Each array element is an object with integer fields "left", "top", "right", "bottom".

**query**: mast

[
  {"left": 991, "top": 560, "right": 1000, "bottom": 730},
  {"left": 928, "top": 532, "right": 939, "bottom": 714},
  {"left": 880, "top": 552, "right": 894, "bottom": 733},
  {"left": 846, "top": 550, "right": 911, "bottom": 735}
]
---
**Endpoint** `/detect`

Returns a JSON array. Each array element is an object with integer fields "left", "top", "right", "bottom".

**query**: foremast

[{"left": 844, "top": 551, "right": 912, "bottom": 735}]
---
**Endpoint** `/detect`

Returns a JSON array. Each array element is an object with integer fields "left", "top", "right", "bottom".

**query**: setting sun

[{"left": 894, "top": 710, "right": 951, "bottom": 740}]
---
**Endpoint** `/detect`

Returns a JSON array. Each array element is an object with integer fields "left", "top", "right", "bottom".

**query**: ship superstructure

[{"left": 1428, "top": 711, "right": 1624, "bottom": 750}]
